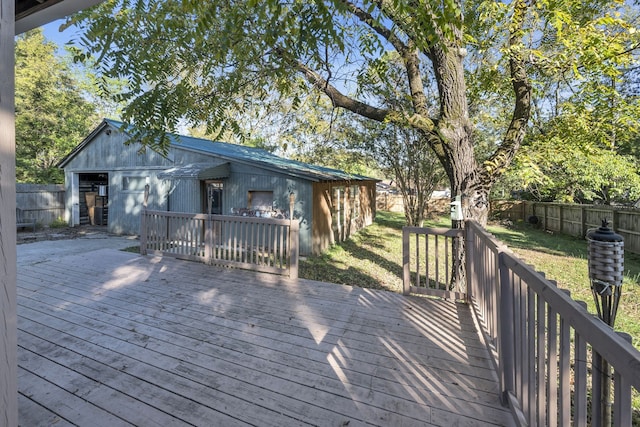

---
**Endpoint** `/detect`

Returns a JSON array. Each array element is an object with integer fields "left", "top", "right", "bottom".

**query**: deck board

[{"left": 18, "top": 248, "right": 515, "bottom": 426}]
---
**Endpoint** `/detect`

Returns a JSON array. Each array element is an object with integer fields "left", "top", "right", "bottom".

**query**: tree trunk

[
  {"left": 428, "top": 47, "right": 491, "bottom": 228},
  {"left": 426, "top": 46, "right": 493, "bottom": 292}
]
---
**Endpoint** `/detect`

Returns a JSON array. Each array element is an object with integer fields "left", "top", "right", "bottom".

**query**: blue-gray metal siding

[
  {"left": 62, "top": 123, "right": 376, "bottom": 255},
  {"left": 223, "top": 162, "right": 313, "bottom": 255},
  {"left": 63, "top": 127, "right": 172, "bottom": 235}
]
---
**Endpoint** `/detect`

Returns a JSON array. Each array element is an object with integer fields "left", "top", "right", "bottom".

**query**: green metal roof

[
  {"left": 158, "top": 162, "right": 231, "bottom": 180},
  {"left": 103, "top": 119, "right": 374, "bottom": 183}
]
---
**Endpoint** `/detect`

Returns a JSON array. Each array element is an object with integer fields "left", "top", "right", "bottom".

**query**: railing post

[
  {"left": 465, "top": 221, "right": 474, "bottom": 304},
  {"left": 498, "top": 251, "right": 515, "bottom": 406},
  {"left": 402, "top": 227, "right": 410, "bottom": 295},
  {"left": 140, "top": 184, "right": 149, "bottom": 255},
  {"left": 289, "top": 220, "right": 299, "bottom": 279},
  {"left": 613, "top": 332, "right": 633, "bottom": 427},
  {"left": 205, "top": 214, "right": 213, "bottom": 264}
]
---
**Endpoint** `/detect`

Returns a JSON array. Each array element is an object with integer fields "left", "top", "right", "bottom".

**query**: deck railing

[
  {"left": 404, "top": 221, "right": 640, "bottom": 426},
  {"left": 402, "top": 226, "right": 465, "bottom": 299},
  {"left": 140, "top": 209, "right": 299, "bottom": 278}
]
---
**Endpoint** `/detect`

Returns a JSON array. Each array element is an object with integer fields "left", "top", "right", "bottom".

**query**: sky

[{"left": 40, "top": 19, "right": 80, "bottom": 51}]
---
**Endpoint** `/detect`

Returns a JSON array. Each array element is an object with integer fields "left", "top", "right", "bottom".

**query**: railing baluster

[
  {"left": 249, "top": 221, "right": 255, "bottom": 264},
  {"left": 226, "top": 220, "right": 232, "bottom": 261},
  {"left": 445, "top": 235, "right": 450, "bottom": 289},
  {"left": 279, "top": 224, "right": 284, "bottom": 268},
  {"left": 415, "top": 232, "right": 420, "bottom": 288},
  {"left": 536, "top": 293, "right": 547, "bottom": 427},
  {"left": 559, "top": 301, "right": 571, "bottom": 426},
  {"left": 547, "top": 303, "right": 558, "bottom": 427},
  {"left": 425, "top": 234, "right": 429, "bottom": 289},
  {"left": 518, "top": 276, "right": 527, "bottom": 417},
  {"left": 574, "top": 302, "right": 588, "bottom": 427},
  {"left": 268, "top": 223, "right": 274, "bottom": 267},
  {"left": 527, "top": 287, "right": 535, "bottom": 425}
]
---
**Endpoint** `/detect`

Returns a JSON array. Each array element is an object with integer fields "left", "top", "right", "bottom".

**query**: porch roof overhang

[
  {"left": 158, "top": 162, "right": 230, "bottom": 180},
  {"left": 15, "top": 0, "right": 105, "bottom": 34}
]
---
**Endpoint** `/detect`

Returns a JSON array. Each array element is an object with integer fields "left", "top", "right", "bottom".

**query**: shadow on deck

[{"left": 17, "top": 248, "right": 515, "bottom": 426}]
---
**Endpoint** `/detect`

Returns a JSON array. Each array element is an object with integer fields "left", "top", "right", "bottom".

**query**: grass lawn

[{"left": 300, "top": 210, "right": 640, "bottom": 350}]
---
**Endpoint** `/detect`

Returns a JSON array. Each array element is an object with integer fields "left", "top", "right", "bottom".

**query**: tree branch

[
  {"left": 338, "top": 1, "right": 432, "bottom": 121},
  {"left": 294, "top": 59, "right": 389, "bottom": 122},
  {"left": 291, "top": 53, "right": 438, "bottom": 136},
  {"left": 484, "top": 0, "right": 531, "bottom": 180},
  {"left": 373, "top": 0, "right": 435, "bottom": 60},
  {"left": 337, "top": 0, "right": 409, "bottom": 55}
]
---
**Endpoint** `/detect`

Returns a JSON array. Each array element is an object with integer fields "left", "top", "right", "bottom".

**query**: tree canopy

[
  {"left": 68, "top": 0, "right": 640, "bottom": 223},
  {"left": 15, "top": 29, "right": 99, "bottom": 183}
]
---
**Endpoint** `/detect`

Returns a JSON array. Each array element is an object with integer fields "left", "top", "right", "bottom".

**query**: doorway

[
  {"left": 204, "top": 181, "right": 224, "bottom": 214},
  {"left": 79, "top": 173, "right": 109, "bottom": 226}
]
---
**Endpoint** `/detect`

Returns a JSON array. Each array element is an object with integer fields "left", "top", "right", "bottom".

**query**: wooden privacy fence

[
  {"left": 466, "top": 221, "right": 640, "bottom": 426},
  {"left": 493, "top": 200, "right": 640, "bottom": 254},
  {"left": 140, "top": 209, "right": 299, "bottom": 278},
  {"left": 16, "top": 183, "right": 65, "bottom": 226}
]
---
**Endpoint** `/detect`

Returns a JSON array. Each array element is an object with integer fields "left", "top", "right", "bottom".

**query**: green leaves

[
  {"left": 64, "top": 0, "right": 638, "bottom": 217},
  {"left": 15, "top": 29, "right": 100, "bottom": 183}
]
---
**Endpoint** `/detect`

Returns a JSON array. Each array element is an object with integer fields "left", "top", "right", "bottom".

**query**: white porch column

[{"left": 0, "top": 0, "right": 17, "bottom": 424}]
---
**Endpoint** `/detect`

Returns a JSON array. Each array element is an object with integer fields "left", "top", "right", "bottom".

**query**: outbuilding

[{"left": 59, "top": 119, "right": 378, "bottom": 255}]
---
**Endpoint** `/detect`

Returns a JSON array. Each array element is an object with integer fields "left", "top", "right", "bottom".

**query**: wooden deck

[{"left": 17, "top": 248, "right": 515, "bottom": 426}]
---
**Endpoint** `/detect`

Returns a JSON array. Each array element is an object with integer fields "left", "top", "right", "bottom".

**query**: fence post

[
  {"left": 559, "top": 204, "right": 563, "bottom": 233},
  {"left": 498, "top": 251, "right": 515, "bottom": 406}
]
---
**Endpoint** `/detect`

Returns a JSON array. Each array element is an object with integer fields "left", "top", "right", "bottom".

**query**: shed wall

[
  {"left": 63, "top": 127, "right": 172, "bottom": 234},
  {"left": 66, "top": 129, "right": 172, "bottom": 170},
  {"left": 62, "top": 126, "right": 375, "bottom": 254},
  {"left": 224, "top": 163, "right": 314, "bottom": 255},
  {"left": 163, "top": 161, "right": 314, "bottom": 254},
  {"left": 167, "top": 179, "right": 202, "bottom": 214},
  {"left": 312, "top": 180, "right": 376, "bottom": 254},
  {"left": 108, "top": 172, "right": 169, "bottom": 234}
]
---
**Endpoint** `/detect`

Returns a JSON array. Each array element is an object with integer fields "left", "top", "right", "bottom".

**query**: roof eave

[{"left": 15, "top": 0, "right": 105, "bottom": 35}]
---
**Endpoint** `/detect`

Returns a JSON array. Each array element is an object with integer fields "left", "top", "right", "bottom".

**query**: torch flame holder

[{"left": 587, "top": 238, "right": 624, "bottom": 327}]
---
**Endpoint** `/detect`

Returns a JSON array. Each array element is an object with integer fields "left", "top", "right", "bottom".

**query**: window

[
  {"left": 248, "top": 191, "right": 274, "bottom": 210},
  {"left": 122, "top": 176, "right": 146, "bottom": 192}
]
